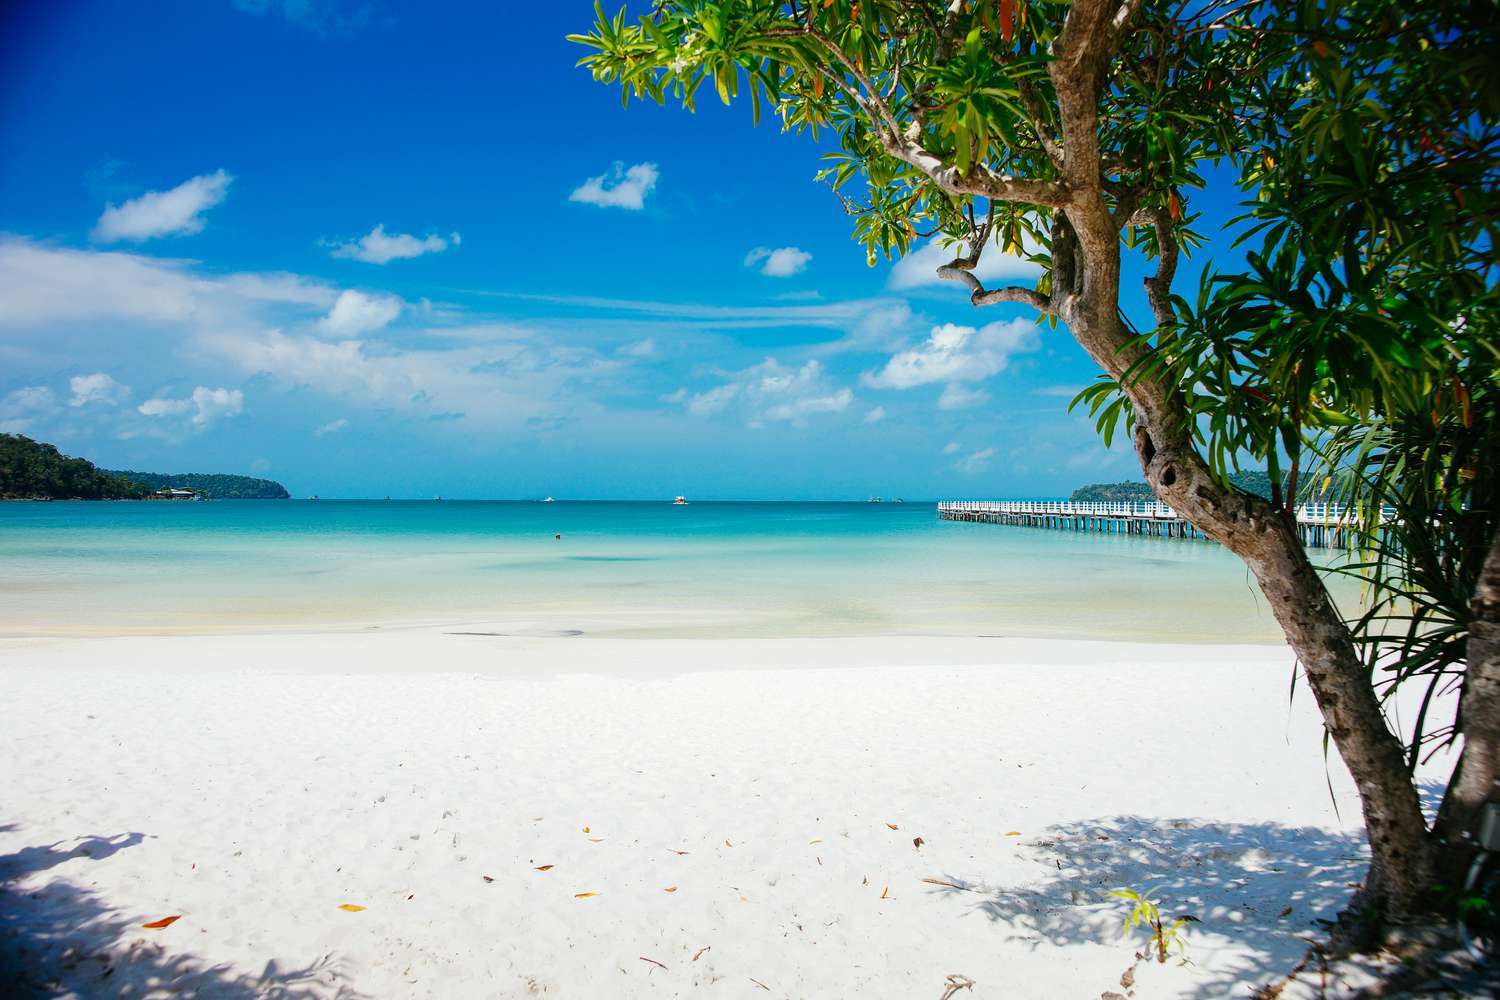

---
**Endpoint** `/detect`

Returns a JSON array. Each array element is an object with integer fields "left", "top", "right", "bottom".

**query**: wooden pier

[{"left": 936, "top": 500, "right": 1372, "bottom": 549}]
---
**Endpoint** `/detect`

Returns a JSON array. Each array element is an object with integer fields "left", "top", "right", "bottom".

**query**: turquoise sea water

[{"left": 0, "top": 500, "right": 1318, "bottom": 641}]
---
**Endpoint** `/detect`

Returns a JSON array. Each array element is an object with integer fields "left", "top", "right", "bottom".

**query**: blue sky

[{"left": 0, "top": 0, "right": 1239, "bottom": 499}]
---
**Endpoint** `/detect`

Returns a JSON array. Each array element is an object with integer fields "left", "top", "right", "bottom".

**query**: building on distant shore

[{"left": 151, "top": 487, "right": 199, "bottom": 500}]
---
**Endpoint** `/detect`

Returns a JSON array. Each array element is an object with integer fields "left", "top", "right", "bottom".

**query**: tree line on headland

[
  {"left": 1070, "top": 471, "right": 1285, "bottom": 504},
  {"left": 0, "top": 433, "right": 289, "bottom": 500}
]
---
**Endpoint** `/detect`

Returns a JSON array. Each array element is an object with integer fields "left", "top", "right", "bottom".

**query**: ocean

[{"left": 0, "top": 499, "right": 1321, "bottom": 641}]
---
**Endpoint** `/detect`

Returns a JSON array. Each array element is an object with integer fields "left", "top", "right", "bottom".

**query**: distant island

[
  {"left": 102, "top": 469, "right": 291, "bottom": 500},
  {"left": 1070, "top": 470, "right": 1280, "bottom": 504},
  {"left": 1, "top": 433, "right": 290, "bottom": 500}
]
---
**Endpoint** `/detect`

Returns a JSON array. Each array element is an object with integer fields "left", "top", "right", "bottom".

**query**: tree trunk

[
  {"left": 1056, "top": 265, "right": 1435, "bottom": 919},
  {"left": 1123, "top": 405, "right": 1436, "bottom": 922},
  {"left": 1037, "top": 5, "right": 1438, "bottom": 924},
  {"left": 1432, "top": 526, "right": 1500, "bottom": 888}
]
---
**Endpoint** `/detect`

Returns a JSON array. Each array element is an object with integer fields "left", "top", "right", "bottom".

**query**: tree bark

[
  {"left": 1054, "top": 300, "right": 1437, "bottom": 920},
  {"left": 1432, "top": 526, "right": 1500, "bottom": 887}
]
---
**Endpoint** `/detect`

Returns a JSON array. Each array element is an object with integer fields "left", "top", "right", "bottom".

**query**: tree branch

[
  {"left": 1143, "top": 205, "right": 1179, "bottom": 328},
  {"left": 937, "top": 264, "right": 1051, "bottom": 313},
  {"left": 774, "top": 25, "right": 1070, "bottom": 209},
  {"left": 1016, "top": 78, "right": 1065, "bottom": 170}
]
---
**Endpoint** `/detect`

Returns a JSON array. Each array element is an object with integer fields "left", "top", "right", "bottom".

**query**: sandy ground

[{"left": 0, "top": 630, "right": 1447, "bottom": 998}]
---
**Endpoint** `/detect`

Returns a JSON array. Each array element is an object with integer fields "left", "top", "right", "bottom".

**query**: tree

[
  {"left": 0, "top": 433, "right": 148, "bottom": 499},
  {"left": 570, "top": 0, "right": 1498, "bottom": 932}
]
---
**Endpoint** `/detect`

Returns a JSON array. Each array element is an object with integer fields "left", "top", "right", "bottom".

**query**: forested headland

[{"left": 1, "top": 433, "right": 290, "bottom": 500}]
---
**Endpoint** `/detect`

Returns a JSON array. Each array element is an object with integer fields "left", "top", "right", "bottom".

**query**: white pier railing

[{"left": 936, "top": 500, "right": 1378, "bottom": 548}]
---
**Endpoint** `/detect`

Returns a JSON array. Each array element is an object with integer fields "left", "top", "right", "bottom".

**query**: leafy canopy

[
  {"left": 572, "top": 0, "right": 1223, "bottom": 267},
  {"left": 573, "top": 1, "right": 1497, "bottom": 499}
]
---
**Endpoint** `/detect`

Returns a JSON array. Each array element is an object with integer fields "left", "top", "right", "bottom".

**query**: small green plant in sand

[{"left": 1109, "top": 886, "right": 1192, "bottom": 964}]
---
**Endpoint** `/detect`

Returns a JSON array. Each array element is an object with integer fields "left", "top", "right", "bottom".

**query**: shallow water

[{"left": 0, "top": 500, "right": 1351, "bottom": 640}]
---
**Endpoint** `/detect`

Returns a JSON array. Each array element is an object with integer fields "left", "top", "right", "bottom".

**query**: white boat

[
  {"left": 673, "top": 495, "right": 688, "bottom": 505},
  {"left": 542, "top": 496, "right": 556, "bottom": 503}
]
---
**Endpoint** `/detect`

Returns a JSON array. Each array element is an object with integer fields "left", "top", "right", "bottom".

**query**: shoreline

[
  {"left": 2, "top": 631, "right": 1440, "bottom": 997},
  {"left": 0, "top": 629, "right": 1291, "bottom": 675}
]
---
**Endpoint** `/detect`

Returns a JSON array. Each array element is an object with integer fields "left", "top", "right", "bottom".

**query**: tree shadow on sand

[
  {"left": 927, "top": 814, "right": 1371, "bottom": 997},
  {"left": 1, "top": 833, "right": 367, "bottom": 998}
]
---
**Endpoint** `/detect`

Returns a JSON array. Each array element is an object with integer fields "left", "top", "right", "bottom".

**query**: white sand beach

[{"left": 0, "top": 630, "right": 1446, "bottom": 998}]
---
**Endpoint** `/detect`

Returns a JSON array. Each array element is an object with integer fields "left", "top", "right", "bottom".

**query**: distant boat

[
  {"left": 673, "top": 495, "right": 689, "bottom": 505},
  {"left": 894, "top": 498, "right": 905, "bottom": 504},
  {"left": 868, "top": 497, "right": 883, "bottom": 503},
  {"left": 542, "top": 496, "right": 556, "bottom": 503}
]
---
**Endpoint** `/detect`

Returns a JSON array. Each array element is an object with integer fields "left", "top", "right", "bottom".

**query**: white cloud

[
  {"left": 863, "top": 406, "right": 886, "bottom": 424},
  {"left": 0, "top": 240, "right": 637, "bottom": 437},
  {"left": 138, "top": 386, "right": 244, "bottom": 427},
  {"left": 231, "top": 0, "right": 366, "bottom": 34},
  {"left": 618, "top": 337, "right": 656, "bottom": 358},
  {"left": 318, "top": 289, "right": 402, "bottom": 335},
  {"left": 92, "top": 170, "right": 233, "bottom": 243},
  {"left": 762, "top": 386, "right": 853, "bottom": 422},
  {"left": 0, "top": 386, "right": 58, "bottom": 433},
  {"left": 0, "top": 237, "right": 337, "bottom": 330},
  {"left": 744, "top": 246, "right": 812, "bottom": 278},
  {"left": 569, "top": 162, "right": 659, "bottom": 210},
  {"left": 685, "top": 382, "right": 740, "bottom": 417},
  {"left": 938, "top": 383, "right": 990, "bottom": 410},
  {"left": 314, "top": 417, "right": 350, "bottom": 436},
  {"left": 956, "top": 446, "right": 997, "bottom": 474},
  {"left": 888, "top": 238, "right": 1041, "bottom": 291},
  {"left": 863, "top": 320, "right": 1039, "bottom": 390},
  {"left": 200, "top": 325, "right": 617, "bottom": 430},
  {"left": 330, "top": 225, "right": 459, "bottom": 264},
  {"left": 677, "top": 358, "right": 853, "bottom": 426},
  {"left": 943, "top": 441, "right": 961, "bottom": 455},
  {"left": 68, "top": 372, "right": 130, "bottom": 407}
]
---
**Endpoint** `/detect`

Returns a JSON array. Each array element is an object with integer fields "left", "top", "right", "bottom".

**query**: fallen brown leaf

[
  {"left": 809, "top": 838, "right": 822, "bottom": 845},
  {"left": 589, "top": 838, "right": 605, "bottom": 843},
  {"left": 692, "top": 945, "right": 711, "bottom": 962},
  {"left": 582, "top": 826, "right": 590, "bottom": 833},
  {"left": 941, "top": 973, "right": 976, "bottom": 999},
  {"left": 640, "top": 956, "right": 667, "bottom": 971},
  {"left": 913, "top": 837, "right": 924, "bottom": 849},
  {"left": 482, "top": 875, "right": 494, "bottom": 883},
  {"left": 1005, "top": 831, "right": 1021, "bottom": 837},
  {"left": 921, "top": 878, "right": 976, "bottom": 892},
  {"left": 750, "top": 978, "right": 770, "bottom": 991},
  {"left": 663, "top": 886, "right": 677, "bottom": 893},
  {"left": 574, "top": 892, "right": 598, "bottom": 899},
  {"left": 337, "top": 904, "right": 366, "bottom": 912},
  {"left": 535, "top": 865, "right": 554, "bottom": 872},
  {"left": 142, "top": 915, "right": 181, "bottom": 929},
  {"left": 880, "top": 885, "right": 889, "bottom": 900},
  {"left": 886, "top": 823, "right": 898, "bottom": 830},
  {"left": 670, "top": 850, "right": 690, "bottom": 856}
]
